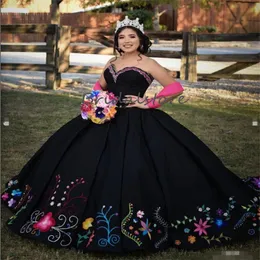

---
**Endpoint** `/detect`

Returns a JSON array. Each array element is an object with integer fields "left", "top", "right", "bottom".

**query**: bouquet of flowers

[{"left": 80, "top": 90, "right": 118, "bottom": 124}]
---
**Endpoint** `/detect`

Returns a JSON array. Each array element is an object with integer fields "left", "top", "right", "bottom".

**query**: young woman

[{"left": 2, "top": 16, "right": 258, "bottom": 254}]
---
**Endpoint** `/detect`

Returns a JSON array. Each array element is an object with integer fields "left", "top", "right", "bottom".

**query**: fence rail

[{"left": 1, "top": 24, "right": 260, "bottom": 89}]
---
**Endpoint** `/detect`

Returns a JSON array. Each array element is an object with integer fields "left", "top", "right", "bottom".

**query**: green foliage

[
  {"left": 85, "top": 0, "right": 221, "bottom": 9},
  {"left": 192, "top": 25, "right": 217, "bottom": 33},
  {"left": 159, "top": 24, "right": 168, "bottom": 31},
  {"left": 126, "top": 9, "right": 154, "bottom": 30}
]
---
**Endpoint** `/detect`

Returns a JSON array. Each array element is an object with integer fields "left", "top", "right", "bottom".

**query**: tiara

[{"left": 115, "top": 16, "right": 144, "bottom": 34}]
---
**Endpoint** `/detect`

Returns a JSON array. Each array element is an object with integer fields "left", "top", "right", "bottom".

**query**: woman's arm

[
  {"left": 94, "top": 58, "right": 114, "bottom": 90},
  {"left": 145, "top": 59, "right": 184, "bottom": 108}
]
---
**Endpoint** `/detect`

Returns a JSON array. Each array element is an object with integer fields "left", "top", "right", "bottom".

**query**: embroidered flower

[
  {"left": 8, "top": 180, "right": 17, "bottom": 187},
  {"left": 11, "top": 189, "right": 22, "bottom": 197},
  {"left": 188, "top": 235, "right": 196, "bottom": 244},
  {"left": 139, "top": 219, "right": 152, "bottom": 240},
  {"left": 252, "top": 177, "right": 260, "bottom": 188},
  {"left": 215, "top": 218, "right": 224, "bottom": 227},
  {"left": 129, "top": 226, "right": 134, "bottom": 230},
  {"left": 184, "top": 228, "right": 190, "bottom": 233},
  {"left": 82, "top": 217, "right": 94, "bottom": 230},
  {"left": 8, "top": 198, "right": 16, "bottom": 207},
  {"left": 1, "top": 192, "right": 9, "bottom": 201},
  {"left": 216, "top": 208, "right": 223, "bottom": 216},
  {"left": 194, "top": 219, "right": 211, "bottom": 236},
  {"left": 134, "top": 230, "right": 139, "bottom": 235},
  {"left": 248, "top": 229, "right": 255, "bottom": 235},
  {"left": 137, "top": 210, "right": 144, "bottom": 219},
  {"left": 33, "top": 212, "right": 56, "bottom": 232},
  {"left": 175, "top": 240, "right": 181, "bottom": 245}
]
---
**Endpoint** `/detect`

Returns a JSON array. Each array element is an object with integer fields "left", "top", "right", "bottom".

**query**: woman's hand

[{"left": 122, "top": 95, "right": 149, "bottom": 109}]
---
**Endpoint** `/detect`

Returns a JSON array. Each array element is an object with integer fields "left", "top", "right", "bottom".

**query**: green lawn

[{"left": 1, "top": 90, "right": 259, "bottom": 260}]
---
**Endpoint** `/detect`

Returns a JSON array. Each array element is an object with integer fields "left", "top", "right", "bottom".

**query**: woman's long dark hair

[{"left": 113, "top": 26, "right": 152, "bottom": 56}]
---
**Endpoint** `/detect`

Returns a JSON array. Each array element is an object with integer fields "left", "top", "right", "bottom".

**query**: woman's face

[{"left": 117, "top": 28, "right": 140, "bottom": 54}]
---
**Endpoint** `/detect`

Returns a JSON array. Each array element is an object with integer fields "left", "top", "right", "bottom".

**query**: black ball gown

[{"left": 2, "top": 65, "right": 259, "bottom": 253}]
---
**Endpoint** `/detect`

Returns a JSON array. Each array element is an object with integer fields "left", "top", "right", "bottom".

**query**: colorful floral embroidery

[
  {"left": 153, "top": 206, "right": 168, "bottom": 249},
  {"left": 121, "top": 203, "right": 143, "bottom": 246},
  {"left": 82, "top": 218, "right": 94, "bottom": 230},
  {"left": 188, "top": 235, "right": 196, "bottom": 244},
  {"left": 242, "top": 176, "right": 260, "bottom": 192},
  {"left": 77, "top": 229, "right": 95, "bottom": 248},
  {"left": 194, "top": 219, "right": 211, "bottom": 236},
  {"left": 20, "top": 210, "right": 79, "bottom": 247},
  {"left": 96, "top": 205, "right": 120, "bottom": 247},
  {"left": 139, "top": 219, "right": 152, "bottom": 240},
  {"left": 33, "top": 212, "right": 56, "bottom": 232}
]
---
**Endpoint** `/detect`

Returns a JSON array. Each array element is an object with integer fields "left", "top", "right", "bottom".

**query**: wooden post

[
  {"left": 58, "top": 26, "right": 71, "bottom": 73},
  {"left": 45, "top": 0, "right": 61, "bottom": 89},
  {"left": 46, "top": 25, "right": 60, "bottom": 89},
  {"left": 50, "top": 0, "right": 60, "bottom": 25},
  {"left": 180, "top": 32, "right": 198, "bottom": 82}
]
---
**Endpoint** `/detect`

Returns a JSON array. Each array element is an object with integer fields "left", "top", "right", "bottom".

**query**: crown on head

[{"left": 115, "top": 16, "right": 144, "bottom": 34}]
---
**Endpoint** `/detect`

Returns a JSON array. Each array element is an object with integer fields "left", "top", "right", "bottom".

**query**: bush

[
  {"left": 192, "top": 25, "right": 217, "bottom": 33},
  {"left": 125, "top": 9, "right": 154, "bottom": 30},
  {"left": 159, "top": 24, "right": 168, "bottom": 31}
]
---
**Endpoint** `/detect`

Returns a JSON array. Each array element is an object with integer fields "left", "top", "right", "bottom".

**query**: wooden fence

[{"left": 1, "top": 24, "right": 260, "bottom": 89}]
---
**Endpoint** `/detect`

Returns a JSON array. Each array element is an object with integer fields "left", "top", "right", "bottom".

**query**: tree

[{"left": 84, "top": 0, "right": 222, "bottom": 31}]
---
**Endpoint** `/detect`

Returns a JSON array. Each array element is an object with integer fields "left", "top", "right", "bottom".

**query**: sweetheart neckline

[{"left": 107, "top": 64, "right": 153, "bottom": 79}]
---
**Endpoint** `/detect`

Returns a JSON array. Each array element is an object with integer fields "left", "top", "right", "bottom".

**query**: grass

[{"left": 1, "top": 90, "right": 259, "bottom": 260}]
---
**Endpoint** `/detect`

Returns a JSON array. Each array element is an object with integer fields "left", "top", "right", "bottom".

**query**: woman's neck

[{"left": 121, "top": 51, "right": 140, "bottom": 60}]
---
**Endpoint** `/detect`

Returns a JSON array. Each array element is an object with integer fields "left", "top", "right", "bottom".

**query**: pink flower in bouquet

[
  {"left": 81, "top": 102, "right": 92, "bottom": 113},
  {"left": 96, "top": 92, "right": 109, "bottom": 108}
]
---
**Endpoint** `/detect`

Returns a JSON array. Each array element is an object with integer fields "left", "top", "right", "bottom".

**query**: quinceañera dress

[{"left": 2, "top": 65, "right": 259, "bottom": 253}]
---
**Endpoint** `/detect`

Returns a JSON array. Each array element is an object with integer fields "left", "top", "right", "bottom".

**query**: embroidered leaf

[
  {"left": 193, "top": 217, "right": 196, "bottom": 220},
  {"left": 177, "top": 220, "right": 181, "bottom": 224},
  {"left": 215, "top": 238, "right": 220, "bottom": 242},
  {"left": 189, "top": 219, "right": 192, "bottom": 222},
  {"left": 182, "top": 221, "right": 185, "bottom": 224},
  {"left": 184, "top": 216, "right": 188, "bottom": 219},
  {"left": 242, "top": 206, "right": 247, "bottom": 210}
]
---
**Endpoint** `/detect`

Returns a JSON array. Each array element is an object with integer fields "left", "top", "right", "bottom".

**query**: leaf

[
  {"left": 184, "top": 216, "right": 188, "bottom": 219},
  {"left": 182, "top": 221, "right": 185, "bottom": 224},
  {"left": 177, "top": 220, "right": 181, "bottom": 224}
]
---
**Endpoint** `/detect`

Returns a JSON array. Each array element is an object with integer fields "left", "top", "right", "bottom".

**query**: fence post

[
  {"left": 58, "top": 26, "right": 71, "bottom": 73},
  {"left": 180, "top": 32, "right": 197, "bottom": 82},
  {"left": 46, "top": 25, "right": 60, "bottom": 89},
  {"left": 45, "top": 0, "right": 61, "bottom": 89}
]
